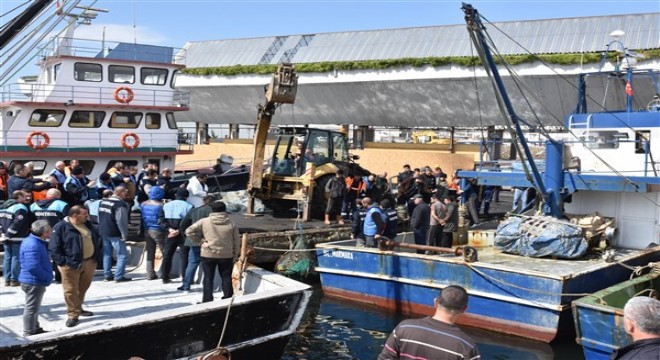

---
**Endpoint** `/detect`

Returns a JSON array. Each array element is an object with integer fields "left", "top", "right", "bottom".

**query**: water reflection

[{"left": 282, "top": 286, "right": 584, "bottom": 360}]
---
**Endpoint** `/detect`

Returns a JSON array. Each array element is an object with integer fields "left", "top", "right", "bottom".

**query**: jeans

[
  {"left": 201, "top": 257, "right": 233, "bottom": 303},
  {"left": 145, "top": 229, "right": 165, "bottom": 277},
  {"left": 181, "top": 246, "right": 201, "bottom": 290},
  {"left": 103, "top": 236, "right": 128, "bottom": 280},
  {"left": 21, "top": 283, "right": 46, "bottom": 335},
  {"left": 512, "top": 188, "right": 528, "bottom": 213},
  {"left": 3, "top": 242, "right": 21, "bottom": 282}
]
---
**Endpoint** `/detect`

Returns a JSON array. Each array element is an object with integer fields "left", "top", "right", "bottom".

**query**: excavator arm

[{"left": 247, "top": 64, "right": 298, "bottom": 214}]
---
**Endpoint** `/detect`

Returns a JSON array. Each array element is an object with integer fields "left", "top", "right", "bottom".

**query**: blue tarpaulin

[{"left": 495, "top": 216, "right": 588, "bottom": 259}]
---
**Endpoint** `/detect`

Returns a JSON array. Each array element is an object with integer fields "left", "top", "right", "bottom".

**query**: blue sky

[{"left": 8, "top": 0, "right": 656, "bottom": 48}]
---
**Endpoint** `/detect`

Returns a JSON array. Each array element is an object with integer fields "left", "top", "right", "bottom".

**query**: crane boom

[{"left": 0, "top": 0, "right": 54, "bottom": 50}]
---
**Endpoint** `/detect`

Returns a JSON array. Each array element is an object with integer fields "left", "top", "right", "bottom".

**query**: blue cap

[{"left": 149, "top": 186, "right": 165, "bottom": 201}]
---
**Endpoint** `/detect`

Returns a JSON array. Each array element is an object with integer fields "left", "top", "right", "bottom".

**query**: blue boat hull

[
  {"left": 316, "top": 242, "right": 660, "bottom": 342},
  {"left": 572, "top": 271, "right": 660, "bottom": 359}
]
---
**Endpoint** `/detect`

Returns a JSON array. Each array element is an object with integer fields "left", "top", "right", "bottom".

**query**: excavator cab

[{"left": 271, "top": 127, "right": 350, "bottom": 177}]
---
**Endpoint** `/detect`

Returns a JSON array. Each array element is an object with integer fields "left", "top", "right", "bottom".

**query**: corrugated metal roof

[{"left": 183, "top": 13, "right": 659, "bottom": 68}]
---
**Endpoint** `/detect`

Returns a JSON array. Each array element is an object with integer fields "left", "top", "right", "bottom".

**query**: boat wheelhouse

[{"left": 1, "top": 35, "right": 193, "bottom": 178}]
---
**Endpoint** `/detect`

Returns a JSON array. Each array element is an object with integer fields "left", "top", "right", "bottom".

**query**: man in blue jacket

[
  {"left": 1, "top": 190, "right": 30, "bottom": 286},
  {"left": 30, "top": 188, "right": 69, "bottom": 284},
  {"left": 158, "top": 188, "right": 193, "bottom": 284},
  {"left": 141, "top": 186, "right": 167, "bottom": 280},
  {"left": 18, "top": 220, "right": 53, "bottom": 336},
  {"left": 50, "top": 205, "right": 102, "bottom": 328}
]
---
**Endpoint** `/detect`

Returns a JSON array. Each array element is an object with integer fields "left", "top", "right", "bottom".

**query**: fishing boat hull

[
  {"left": 572, "top": 271, "right": 660, "bottom": 360},
  {"left": 315, "top": 240, "right": 660, "bottom": 343},
  {"left": 0, "top": 265, "right": 311, "bottom": 360}
]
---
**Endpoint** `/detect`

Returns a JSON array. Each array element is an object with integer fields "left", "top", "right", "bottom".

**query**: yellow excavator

[{"left": 247, "top": 64, "right": 370, "bottom": 221}]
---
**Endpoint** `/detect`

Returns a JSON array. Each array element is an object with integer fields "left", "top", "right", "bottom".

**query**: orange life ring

[
  {"left": 113, "top": 86, "right": 134, "bottom": 104},
  {"left": 25, "top": 131, "right": 50, "bottom": 150},
  {"left": 120, "top": 132, "right": 140, "bottom": 150}
]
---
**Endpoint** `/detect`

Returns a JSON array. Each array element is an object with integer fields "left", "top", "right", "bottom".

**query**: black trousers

[
  {"left": 201, "top": 257, "right": 234, "bottom": 303},
  {"left": 428, "top": 224, "right": 444, "bottom": 247},
  {"left": 161, "top": 235, "right": 183, "bottom": 280},
  {"left": 440, "top": 231, "right": 453, "bottom": 248}
]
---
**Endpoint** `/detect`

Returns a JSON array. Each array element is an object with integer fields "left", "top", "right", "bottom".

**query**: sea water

[{"left": 282, "top": 286, "right": 584, "bottom": 360}]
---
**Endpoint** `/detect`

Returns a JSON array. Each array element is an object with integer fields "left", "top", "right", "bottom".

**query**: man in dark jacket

[
  {"left": 18, "top": 220, "right": 53, "bottom": 336},
  {"left": 410, "top": 194, "right": 430, "bottom": 254},
  {"left": 178, "top": 194, "right": 216, "bottom": 291},
  {"left": 63, "top": 167, "right": 96, "bottom": 206},
  {"left": 610, "top": 296, "right": 660, "bottom": 360},
  {"left": 380, "top": 199, "right": 399, "bottom": 242},
  {"left": 1, "top": 190, "right": 30, "bottom": 286},
  {"left": 49, "top": 205, "right": 102, "bottom": 328},
  {"left": 98, "top": 186, "right": 131, "bottom": 282},
  {"left": 7, "top": 163, "right": 52, "bottom": 195},
  {"left": 351, "top": 198, "right": 367, "bottom": 246},
  {"left": 324, "top": 170, "right": 346, "bottom": 225}
]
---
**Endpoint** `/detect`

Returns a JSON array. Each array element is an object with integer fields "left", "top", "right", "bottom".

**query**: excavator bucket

[{"left": 265, "top": 63, "right": 298, "bottom": 104}]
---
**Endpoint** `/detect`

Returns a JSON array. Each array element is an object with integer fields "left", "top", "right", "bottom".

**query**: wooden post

[{"left": 302, "top": 163, "right": 315, "bottom": 221}]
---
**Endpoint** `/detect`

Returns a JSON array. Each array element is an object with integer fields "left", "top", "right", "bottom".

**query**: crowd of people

[{"left": 0, "top": 160, "right": 239, "bottom": 335}]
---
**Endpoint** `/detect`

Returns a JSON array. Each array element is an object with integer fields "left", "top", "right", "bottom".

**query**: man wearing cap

[
  {"left": 95, "top": 173, "right": 115, "bottom": 198},
  {"left": 63, "top": 167, "right": 95, "bottom": 206},
  {"left": 140, "top": 186, "right": 167, "bottom": 280},
  {"left": 98, "top": 186, "right": 132, "bottom": 282},
  {"left": 379, "top": 285, "right": 479, "bottom": 360},
  {"left": 178, "top": 194, "right": 216, "bottom": 291},
  {"left": 362, "top": 197, "right": 386, "bottom": 247},
  {"left": 158, "top": 188, "right": 193, "bottom": 284},
  {"left": 410, "top": 194, "right": 430, "bottom": 254}
]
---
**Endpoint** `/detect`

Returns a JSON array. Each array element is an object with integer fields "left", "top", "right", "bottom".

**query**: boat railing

[
  {"left": 474, "top": 138, "right": 657, "bottom": 177},
  {"left": 1, "top": 129, "right": 193, "bottom": 153},
  {"left": 40, "top": 37, "right": 187, "bottom": 65},
  {"left": 1, "top": 83, "right": 190, "bottom": 108}
]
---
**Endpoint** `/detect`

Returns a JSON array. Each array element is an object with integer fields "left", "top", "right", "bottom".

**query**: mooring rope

[{"left": 252, "top": 246, "right": 318, "bottom": 253}]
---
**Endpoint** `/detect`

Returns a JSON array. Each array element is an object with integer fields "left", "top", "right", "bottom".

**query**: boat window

[
  {"left": 53, "top": 63, "right": 61, "bottom": 82},
  {"left": 141, "top": 68, "right": 168, "bottom": 85},
  {"left": 109, "top": 65, "right": 135, "bottom": 84},
  {"left": 69, "top": 111, "right": 105, "bottom": 128},
  {"left": 8, "top": 160, "right": 47, "bottom": 176},
  {"left": 104, "top": 160, "right": 138, "bottom": 174},
  {"left": 166, "top": 112, "right": 177, "bottom": 129},
  {"left": 74, "top": 62, "right": 102, "bottom": 82},
  {"left": 109, "top": 112, "right": 143, "bottom": 129},
  {"left": 580, "top": 131, "right": 620, "bottom": 149},
  {"left": 29, "top": 109, "right": 65, "bottom": 127},
  {"left": 171, "top": 69, "right": 181, "bottom": 89},
  {"left": 65, "top": 160, "right": 94, "bottom": 175},
  {"left": 146, "top": 113, "right": 161, "bottom": 129},
  {"left": 635, "top": 131, "right": 650, "bottom": 154}
]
